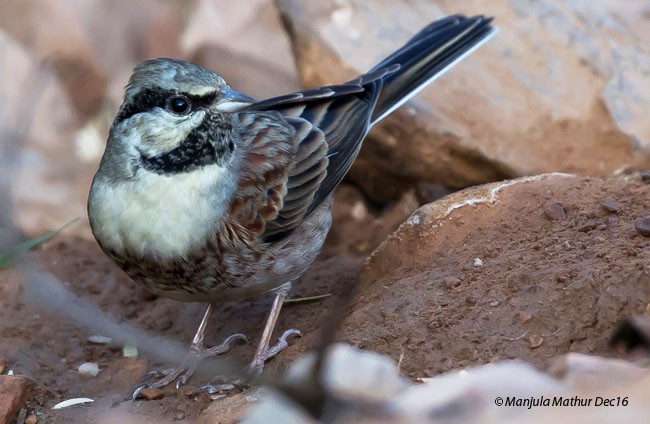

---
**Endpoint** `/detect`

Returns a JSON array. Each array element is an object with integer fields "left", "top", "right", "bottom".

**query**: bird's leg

[
  {"left": 192, "top": 283, "right": 301, "bottom": 397},
  {"left": 133, "top": 303, "right": 246, "bottom": 399},
  {"left": 248, "top": 285, "right": 301, "bottom": 375}
]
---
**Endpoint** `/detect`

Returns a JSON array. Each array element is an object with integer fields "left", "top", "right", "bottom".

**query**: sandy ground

[{"left": 1, "top": 175, "right": 648, "bottom": 423}]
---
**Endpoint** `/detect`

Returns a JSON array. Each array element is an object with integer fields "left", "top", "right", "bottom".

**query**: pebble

[
  {"left": 601, "top": 198, "right": 621, "bottom": 213},
  {"left": 122, "top": 346, "right": 138, "bottom": 358},
  {"left": 473, "top": 257, "right": 484, "bottom": 267},
  {"left": 87, "top": 335, "right": 112, "bottom": 344},
  {"left": 641, "top": 171, "right": 650, "bottom": 183},
  {"left": 577, "top": 219, "right": 597, "bottom": 232},
  {"left": 518, "top": 312, "right": 533, "bottom": 324},
  {"left": 25, "top": 414, "right": 38, "bottom": 424},
  {"left": 442, "top": 276, "right": 461, "bottom": 289},
  {"left": 528, "top": 334, "right": 544, "bottom": 349},
  {"left": 0, "top": 376, "right": 33, "bottom": 423},
  {"left": 634, "top": 217, "right": 650, "bottom": 237},
  {"left": 136, "top": 388, "right": 165, "bottom": 400},
  {"left": 544, "top": 202, "right": 566, "bottom": 221},
  {"left": 78, "top": 362, "right": 100, "bottom": 377}
]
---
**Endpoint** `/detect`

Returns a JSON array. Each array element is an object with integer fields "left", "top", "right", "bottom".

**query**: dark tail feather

[{"left": 370, "top": 15, "right": 496, "bottom": 124}]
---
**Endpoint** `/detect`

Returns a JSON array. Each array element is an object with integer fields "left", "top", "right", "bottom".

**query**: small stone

[
  {"left": 608, "top": 216, "right": 619, "bottom": 226},
  {"left": 136, "top": 388, "right": 164, "bottom": 401},
  {"left": 442, "top": 276, "right": 461, "bottom": 289},
  {"left": 489, "top": 300, "right": 500, "bottom": 307},
  {"left": 596, "top": 224, "right": 608, "bottom": 230},
  {"left": 518, "top": 312, "right": 533, "bottom": 324},
  {"left": 122, "top": 346, "right": 138, "bottom": 358},
  {"left": 577, "top": 219, "right": 598, "bottom": 232},
  {"left": 174, "top": 410, "right": 186, "bottom": 421},
  {"left": 25, "top": 414, "right": 38, "bottom": 424},
  {"left": 635, "top": 217, "right": 650, "bottom": 237},
  {"left": 78, "top": 362, "right": 100, "bottom": 377},
  {"left": 528, "top": 334, "right": 544, "bottom": 348},
  {"left": 544, "top": 202, "right": 566, "bottom": 221},
  {"left": 0, "top": 376, "right": 33, "bottom": 424},
  {"left": 473, "top": 257, "right": 484, "bottom": 267},
  {"left": 87, "top": 335, "right": 112, "bottom": 344},
  {"left": 601, "top": 198, "right": 621, "bottom": 213},
  {"left": 641, "top": 171, "right": 650, "bottom": 183}
]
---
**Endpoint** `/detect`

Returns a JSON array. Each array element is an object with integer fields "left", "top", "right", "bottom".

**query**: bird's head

[{"left": 100, "top": 58, "right": 255, "bottom": 180}]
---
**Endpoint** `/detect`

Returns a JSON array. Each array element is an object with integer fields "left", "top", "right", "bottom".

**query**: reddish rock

[
  {"left": 343, "top": 174, "right": 650, "bottom": 377},
  {"left": 0, "top": 376, "right": 33, "bottom": 424}
]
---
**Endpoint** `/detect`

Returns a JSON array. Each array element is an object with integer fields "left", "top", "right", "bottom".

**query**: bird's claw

[
  {"left": 132, "top": 332, "right": 247, "bottom": 399},
  {"left": 191, "top": 376, "right": 249, "bottom": 399},
  {"left": 248, "top": 328, "right": 302, "bottom": 376}
]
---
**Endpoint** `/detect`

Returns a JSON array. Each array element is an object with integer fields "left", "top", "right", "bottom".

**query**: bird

[{"left": 87, "top": 14, "right": 496, "bottom": 396}]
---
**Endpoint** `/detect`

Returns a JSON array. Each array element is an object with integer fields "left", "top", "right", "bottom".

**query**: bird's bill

[{"left": 212, "top": 88, "right": 255, "bottom": 112}]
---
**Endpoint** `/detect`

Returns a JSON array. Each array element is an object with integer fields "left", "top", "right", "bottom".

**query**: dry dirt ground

[{"left": 1, "top": 176, "right": 648, "bottom": 423}]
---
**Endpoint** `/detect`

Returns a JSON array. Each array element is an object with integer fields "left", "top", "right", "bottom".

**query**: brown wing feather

[{"left": 228, "top": 111, "right": 328, "bottom": 242}]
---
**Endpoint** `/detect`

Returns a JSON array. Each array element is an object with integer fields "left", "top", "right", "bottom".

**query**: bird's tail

[{"left": 370, "top": 15, "right": 496, "bottom": 125}]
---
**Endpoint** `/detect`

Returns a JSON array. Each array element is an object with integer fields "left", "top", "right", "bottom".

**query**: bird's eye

[{"left": 166, "top": 95, "right": 191, "bottom": 115}]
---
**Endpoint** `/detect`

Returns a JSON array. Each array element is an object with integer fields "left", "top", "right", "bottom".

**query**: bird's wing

[{"left": 232, "top": 69, "right": 390, "bottom": 243}]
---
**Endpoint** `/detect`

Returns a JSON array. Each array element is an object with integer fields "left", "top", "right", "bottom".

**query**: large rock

[
  {"left": 0, "top": 0, "right": 196, "bottom": 117},
  {"left": 242, "top": 344, "right": 650, "bottom": 423},
  {"left": 276, "top": 0, "right": 650, "bottom": 202},
  {"left": 184, "top": 0, "right": 300, "bottom": 98},
  {"left": 342, "top": 173, "right": 650, "bottom": 376},
  {"left": 0, "top": 29, "right": 87, "bottom": 237}
]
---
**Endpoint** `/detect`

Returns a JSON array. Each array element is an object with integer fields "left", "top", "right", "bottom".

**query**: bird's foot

[
  {"left": 132, "top": 333, "right": 247, "bottom": 399},
  {"left": 248, "top": 328, "right": 301, "bottom": 376},
  {"left": 191, "top": 328, "right": 301, "bottom": 399}
]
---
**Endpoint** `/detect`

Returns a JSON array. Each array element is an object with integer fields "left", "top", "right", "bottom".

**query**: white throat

[{"left": 90, "top": 164, "right": 234, "bottom": 260}]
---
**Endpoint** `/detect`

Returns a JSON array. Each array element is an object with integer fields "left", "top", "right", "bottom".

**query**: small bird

[{"left": 88, "top": 14, "right": 495, "bottom": 395}]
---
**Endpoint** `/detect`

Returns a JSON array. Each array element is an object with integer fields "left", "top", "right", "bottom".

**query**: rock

[
  {"left": 0, "top": 29, "right": 89, "bottom": 237},
  {"left": 0, "top": 0, "right": 107, "bottom": 118},
  {"left": 276, "top": 0, "right": 650, "bottom": 202},
  {"left": 602, "top": 197, "right": 622, "bottom": 213},
  {"left": 243, "top": 344, "right": 650, "bottom": 423},
  {"left": 549, "top": 353, "right": 650, "bottom": 391},
  {"left": 77, "top": 362, "right": 100, "bottom": 377},
  {"left": 634, "top": 217, "right": 650, "bottom": 237},
  {"left": 544, "top": 202, "right": 567, "bottom": 221},
  {"left": 286, "top": 344, "right": 409, "bottom": 403},
  {"left": 343, "top": 174, "right": 650, "bottom": 377},
  {"left": 0, "top": 375, "right": 33, "bottom": 424},
  {"left": 391, "top": 361, "right": 564, "bottom": 422},
  {"left": 185, "top": 0, "right": 299, "bottom": 98}
]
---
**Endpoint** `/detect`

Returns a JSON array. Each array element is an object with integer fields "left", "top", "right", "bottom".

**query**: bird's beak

[{"left": 212, "top": 88, "right": 255, "bottom": 112}]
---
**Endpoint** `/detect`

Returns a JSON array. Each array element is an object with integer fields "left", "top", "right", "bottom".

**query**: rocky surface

[
  {"left": 243, "top": 345, "right": 650, "bottom": 423},
  {"left": 277, "top": 0, "right": 650, "bottom": 202},
  {"left": 0, "top": 375, "right": 34, "bottom": 424},
  {"left": 343, "top": 173, "right": 650, "bottom": 376}
]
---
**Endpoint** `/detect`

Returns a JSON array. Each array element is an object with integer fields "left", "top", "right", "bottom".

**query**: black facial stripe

[
  {"left": 140, "top": 112, "right": 235, "bottom": 175},
  {"left": 115, "top": 87, "right": 218, "bottom": 123}
]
